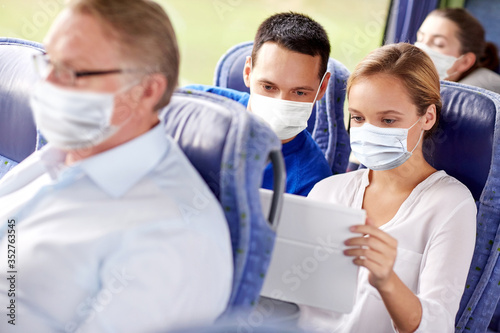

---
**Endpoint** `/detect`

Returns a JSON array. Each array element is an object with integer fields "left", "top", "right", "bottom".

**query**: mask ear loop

[
  {"left": 443, "top": 54, "right": 464, "bottom": 80},
  {"left": 409, "top": 117, "right": 424, "bottom": 154},
  {"left": 313, "top": 71, "right": 328, "bottom": 103},
  {"left": 310, "top": 71, "right": 329, "bottom": 118}
]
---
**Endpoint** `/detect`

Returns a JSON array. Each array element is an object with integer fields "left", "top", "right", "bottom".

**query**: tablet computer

[{"left": 259, "top": 188, "right": 366, "bottom": 314}]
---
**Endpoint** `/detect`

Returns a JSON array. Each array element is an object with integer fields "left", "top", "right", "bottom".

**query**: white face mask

[
  {"left": 415, "top": 42, "right": 459, "bottom": 80},
  {"left": 30, "top": 81, "right": 133, "bottom": 151},
  {"left": 249, "top": 65, "right": 327, "bottom": 140},
  {"left": 250, "top": 93, "right": 314, "bottom": 140},
  {"left": 350, "top": 117, "right": 423, "bottom": 171}
]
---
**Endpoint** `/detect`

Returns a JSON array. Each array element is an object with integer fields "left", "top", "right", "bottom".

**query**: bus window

[{"left": 0, "top": 0, "right": 390, "bottom": 86}]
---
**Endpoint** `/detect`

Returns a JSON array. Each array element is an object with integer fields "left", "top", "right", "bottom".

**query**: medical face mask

[
  {"left": 30, "top": 81, "right": 135, "bottom": 151},
  {"left": 350, "top": 117, "right": 423, "bottom": 171},
  {"left": 250, "top": 69, "right": 328, "bottom": 140},
  {"left": 415, "top": 42, "right": 459, "bottom": 80}
]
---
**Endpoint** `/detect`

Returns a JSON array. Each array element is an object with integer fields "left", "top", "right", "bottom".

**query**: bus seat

[
  {"left": 161, "top": 88, "right": 286, "bottom": 319},
  {"left": 465, "top": 0, "right": 500, "bottom": 73},
  {"left": 491, "top": 304, "right": 500, "bottom": 333},
  {"left": 213, "top": 41, "right": 252, "bottom": 95},
  {"left": 0, "top": 37, "right": 44, "bottom": 179},
  {"left": 422, "top": 81, "right": 500, "bottom": 332},
  {"left": 213, "top": 41, "right": 351, "bottom": 175},
  {"left": 424, "top": 81, "right": 495, "bottom": 202},
  {"left": 168, "top": 320, "right": 307, "bottom": 333}
]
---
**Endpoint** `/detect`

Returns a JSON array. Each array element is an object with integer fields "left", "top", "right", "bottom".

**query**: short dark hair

[{"left": 251, "top": 12, "right": 330, "bottom": 80}]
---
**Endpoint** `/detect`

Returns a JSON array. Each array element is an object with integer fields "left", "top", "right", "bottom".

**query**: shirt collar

[
  {"left": 79, "top": 123, "right": 169, "bottom": 198},
  {"left": 39, "top": 146, "right": 69, "bottom": 180}
]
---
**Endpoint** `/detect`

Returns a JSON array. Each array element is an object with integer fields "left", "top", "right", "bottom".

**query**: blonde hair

[
  {"left": 347, "top": 43, "right": 441, "bottom": 138},
  {"left": 68, "top": 0, "right": 179, "bottom": 110}
]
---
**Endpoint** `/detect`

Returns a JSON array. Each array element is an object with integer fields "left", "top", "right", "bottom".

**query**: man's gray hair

[{"left": 68, "top": 0, "right": 179, "bottom": 110}]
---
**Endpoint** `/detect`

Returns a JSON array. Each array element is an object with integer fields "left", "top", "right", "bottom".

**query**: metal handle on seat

[{"left": 267, "top": 150, "right": 285, "bottom": 231}]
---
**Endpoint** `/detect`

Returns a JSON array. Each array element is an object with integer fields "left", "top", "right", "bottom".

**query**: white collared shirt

[
  {"left": 298, "top": 169, "right": 476, "bottom": 333},
  {"left": 0, "top": 123, "right": 233, "bottom": 333}
]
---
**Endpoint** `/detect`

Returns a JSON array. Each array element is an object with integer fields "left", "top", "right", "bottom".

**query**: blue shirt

[
  {"left": 0, "top": 123, "right": 233, "bottom": 332},
  {"left": 186, "top": 85, "right": 332, "bottom": 196}
]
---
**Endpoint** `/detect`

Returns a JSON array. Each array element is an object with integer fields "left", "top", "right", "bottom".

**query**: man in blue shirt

[
  {"left": 188, "top": 13, "right": 333, "bottom": 196},
  {"left": 0, "top": 0, "right": 232, "bottom": 332}
]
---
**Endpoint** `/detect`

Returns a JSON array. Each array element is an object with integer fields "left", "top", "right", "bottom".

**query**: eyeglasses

[{"left": 33, "top": 53, "right": 139, "bottom": 86}]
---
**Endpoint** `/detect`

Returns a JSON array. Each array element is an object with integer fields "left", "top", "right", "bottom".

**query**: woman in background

[{"left": 416, "top": 8, "right": 500, "bottom": 94}]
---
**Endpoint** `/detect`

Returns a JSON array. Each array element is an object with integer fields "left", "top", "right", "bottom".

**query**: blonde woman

[{"left": 298, "top": 43, "right": 476, "bottom": 333}]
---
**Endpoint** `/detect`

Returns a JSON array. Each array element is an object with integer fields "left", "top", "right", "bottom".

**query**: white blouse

[{"left": 298, "top": 169, "right": 476, "bottom": 333}]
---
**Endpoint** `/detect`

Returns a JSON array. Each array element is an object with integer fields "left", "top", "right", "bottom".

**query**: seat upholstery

[
  {"left": 0, "top": 37, "right": 44, "bottom": 179},
  {"left": 168, "top": 321, "right": 305, "bottom": 333},
  {"left": 213, "top": 41, "right": 351, "bottom": 175},
  {"left": 424, "top": 82, "right": 495, "bottom": 201},
  {"left": 422, "top": 81, "right": 500, "bottom": 332},
  {"left": 213, "top": 41, "right": 252, "bottom": 95},
  {"left": 161, "top": 89, "right": 285, "bottom": 318},
  {"left": 465, "top": 0, "right": 500, "bottom": 73}
]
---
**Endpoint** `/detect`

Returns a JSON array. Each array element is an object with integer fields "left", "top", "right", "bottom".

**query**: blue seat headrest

[
  {"left": 161, "top": 89, "right": 238, "bottom": 197},
  {"left": 0, "top": 38, "right": 44, "bottom": 163},
  {"left": 214, "top": 41, "right": 251, "bottom": 94},
  {"left": 424, "top": 81, "right": 495, "bottom": 201},
  {"left": 161, "top": 88, "right": 284, "bottom": 314}
]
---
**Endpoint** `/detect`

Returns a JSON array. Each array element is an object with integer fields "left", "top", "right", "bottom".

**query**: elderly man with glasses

[{"left": 0, "top": 1, "right": 233, "bottom": 332}]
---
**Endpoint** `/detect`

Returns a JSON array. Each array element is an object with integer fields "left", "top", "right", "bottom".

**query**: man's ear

[
  {"left": 316, "top": 72, "right": 331, "bottom": 101},
  {"left": 144, "top": 73, "right": 168, "bottom": 107},
  {"left": 243, "top": 56, "right": 252, "bottom": 88},
  {"left": 141, "top": 73, "right": 167, "bottom": 110},
  {"left": 455, "top": 52, "right": 476, "bottom": 73}
]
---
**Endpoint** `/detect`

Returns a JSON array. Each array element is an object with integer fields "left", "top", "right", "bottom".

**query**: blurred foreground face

[
  {"left": 32, "top": 9, "right": 160, "bottom": 155},
  {"left": 44, "top": 9, "right": 130, "bottom": 93}
]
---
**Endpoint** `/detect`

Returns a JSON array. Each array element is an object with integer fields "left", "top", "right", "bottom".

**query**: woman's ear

[
  {"left": 456, "top": 52, "right": 477, "bottom": 73},
  {"left": 422, "top": 104, "right": 437, "bottom": 131}
]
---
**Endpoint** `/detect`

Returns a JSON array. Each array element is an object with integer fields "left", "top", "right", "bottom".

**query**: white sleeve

[
  {"left": 71, "top": 220, "right": 232, "bottom": 333},
  {"left": 413, "top": 198, "right": 477, "bottom": 333}
]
